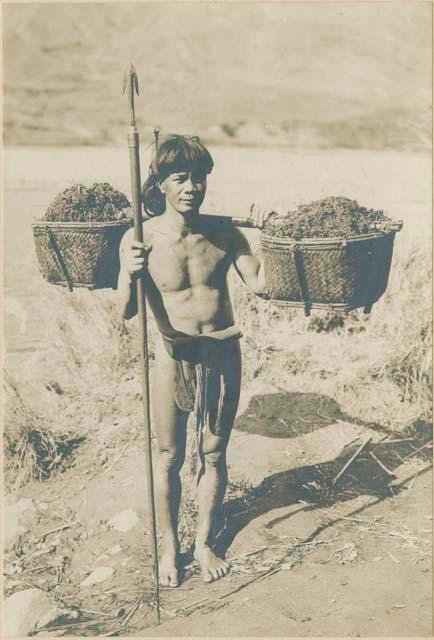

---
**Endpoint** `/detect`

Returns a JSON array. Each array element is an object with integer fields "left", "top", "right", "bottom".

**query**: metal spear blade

[
  {"left": 123, "top": 63, "right": 139, "bottom": 126},
  {"left": 122, "top": 62, "right": 139, "bottom": 95}
]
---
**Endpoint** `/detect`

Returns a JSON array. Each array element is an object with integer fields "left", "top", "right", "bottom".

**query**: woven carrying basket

[
  {"left": 32, "top": 221, "right": 131, "bottom": 290},
  {"left": 261, "top": 228, "right": 399, "bottom": 315}
]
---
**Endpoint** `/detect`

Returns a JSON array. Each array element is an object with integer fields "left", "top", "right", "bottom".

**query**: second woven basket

[{"left": 261, "top": 228, "right": 400, "bottom": 315}]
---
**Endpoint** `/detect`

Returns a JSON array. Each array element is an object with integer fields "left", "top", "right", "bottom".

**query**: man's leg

[
  {"left": 195, "top": 446, "right": 231, "bottom": 582},
  {"left": 152, "top": 340, "right": 189, "bottom": 587},
  {"left": 194, "top": 341, "right": 241, "bottom": 582}
]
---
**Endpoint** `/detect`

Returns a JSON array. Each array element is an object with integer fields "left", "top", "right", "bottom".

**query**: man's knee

[
  {"left": 203, "top": 448, "right": 225, "bottom": 469},
  {"left": 158, "top": 448, "right": 184, "bottom": 472}
]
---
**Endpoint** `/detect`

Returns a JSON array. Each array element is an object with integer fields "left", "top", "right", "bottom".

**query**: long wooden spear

[{"left": 122, "top": 63, "right": 160, "bottom": 625}]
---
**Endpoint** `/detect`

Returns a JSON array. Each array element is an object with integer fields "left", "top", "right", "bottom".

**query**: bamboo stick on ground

[
  {"left": 332, "top": 437, "right": 372, "bottom": 486},
  {"left": 369, "top": 451, "right": 396, "bottom": 477},
  {"left": 403, "top": 441, "right": 432, "bottom": 460}
]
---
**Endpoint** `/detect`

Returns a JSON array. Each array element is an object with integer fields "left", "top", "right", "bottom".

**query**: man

[{"left": 117, "top": 135, "right": 273, "bottom": 587}]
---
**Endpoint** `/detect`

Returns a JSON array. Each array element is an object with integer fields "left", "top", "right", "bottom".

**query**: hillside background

[{"left": 3, "top": 1, "right": 432, "bottom": 149}]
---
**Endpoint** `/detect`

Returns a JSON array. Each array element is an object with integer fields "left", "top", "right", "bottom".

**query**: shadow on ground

[
  {"left": 234, "top": 390, "right": 391, "bottom": 438},
  {"left": 212, "top": 391, "right": 433, "bottom": 554},
  {"left": 234, "top": 391, "right": 345, "bottom": 438}
]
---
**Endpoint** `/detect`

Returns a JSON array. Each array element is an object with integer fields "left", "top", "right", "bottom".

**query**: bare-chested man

[{"left": 117, "top": 135, "right": 273, "bottom": 587}]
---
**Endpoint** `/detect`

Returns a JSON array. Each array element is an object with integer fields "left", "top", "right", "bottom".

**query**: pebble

[
  {"left": 4, "top": 588, "right": 59, "bottom": 636},
  {"left": 80, "top": 566, "right": 114, "bottom": 587},
  {"left": 99, "top": 453, "right": 108, "bottom": 466},
  {"left": 108, "top": 544, "right": 122, "bottom": 555},
  {"left": 5, "top": 495, "right": 37, "bottom": 550},
  {"left": 36, "top": 607, "right": 73, "bottom": 629},
  {"left": 108, "top": 509, "right": 139, "bottom": 532}
]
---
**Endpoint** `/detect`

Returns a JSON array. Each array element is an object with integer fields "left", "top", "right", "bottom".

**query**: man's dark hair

[
  {"left": 151, "top": 134, "right": 214, "bottom": 181},
  {"left": 142, "top": 134, "right": 214, "bottom": 216}
]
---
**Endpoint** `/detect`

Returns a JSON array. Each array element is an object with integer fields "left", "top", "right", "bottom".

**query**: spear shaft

[{"left": 123, "top": 63, "right": 160, "bottom": 625}]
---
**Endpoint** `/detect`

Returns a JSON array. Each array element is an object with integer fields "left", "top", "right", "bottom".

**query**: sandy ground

[
  {"left": 3, "top": 145, "right": 433, "bottom": 636},
  {"left": 5, "top": 383, "right": 433, "bottom": 637}
]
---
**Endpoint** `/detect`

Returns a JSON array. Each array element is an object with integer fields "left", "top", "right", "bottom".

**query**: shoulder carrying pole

[{"left": 123, "top": 63, "right": 160, "bottom": 625}]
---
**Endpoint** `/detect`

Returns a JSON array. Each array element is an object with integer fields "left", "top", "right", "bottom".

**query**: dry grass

[
  {"left": 36, "top": 290, "right": 146, "bottom": 430},
  {"left": 3, "top": 372, "right": 81, "bottom": 489},
  {"left": 47, "top": 290, "right": 140, "bottom": 389},
  {"left": 230, "top": 232, "right": 432, "bottom": 431}
]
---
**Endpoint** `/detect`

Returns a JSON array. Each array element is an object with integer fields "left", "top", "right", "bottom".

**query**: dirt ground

[{"left": 4, "top": 377, "right": 433, "bottom": 637}]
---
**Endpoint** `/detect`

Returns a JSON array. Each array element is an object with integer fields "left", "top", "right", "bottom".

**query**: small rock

[
  {"left": 81, "top": 566, "right": 114, "bottom": 587},
  {"left": 120, "top": 557, "right": 131, "bottom": 567},
  {"left": 5, "top": 495, "right": 37, "bottom": 550},
  {"left": 4, "top": 588, "right": 58, "bottom": 637},
  {"left": 38, "top": 502, "right": 49, "bottom": 511},
  {"left": 99, "top": 454, "right": 108, "bottom": 466},
  {"left": 108, "top": 544, "right": 122, "bottom": 556},
  {"left": 5, "top": 562, "right": 22, "bottom": 576},
  {"left": 36, "top": 607, "right": 67, "bottom": 629},
  {"left": 65, "top": 608, "right": 80, "bottom": 622},
  {"left": 108, "top": 509, "right": 139, "bottom": 533}
]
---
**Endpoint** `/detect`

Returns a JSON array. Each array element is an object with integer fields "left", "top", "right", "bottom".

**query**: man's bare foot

[
  {"left": 194, "top": 544, "right": 230, "bottom": 583},
  {"left": 159, "top": 549, "right": 179, "bottom": 588}
]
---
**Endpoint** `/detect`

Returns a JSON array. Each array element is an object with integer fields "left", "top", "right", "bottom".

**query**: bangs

[{"left": 151, "top": 135, "right": 214, "bottom": 181}]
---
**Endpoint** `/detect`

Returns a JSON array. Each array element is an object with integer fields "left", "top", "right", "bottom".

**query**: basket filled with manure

[
  {"left": 32, "top": 183, "right": 133, "bottom": 290},
  {"left": 261, "top": 196, "right": 402, "bottom": 315}
]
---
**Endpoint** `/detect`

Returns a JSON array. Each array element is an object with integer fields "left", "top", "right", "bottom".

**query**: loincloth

[{"left": 162, "top": 326, "right": 242, "bottom": 440}]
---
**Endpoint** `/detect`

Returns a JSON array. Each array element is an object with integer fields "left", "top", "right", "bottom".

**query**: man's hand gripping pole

[{"left": 123, "top": 63, "right": 160, "bottom": 624}]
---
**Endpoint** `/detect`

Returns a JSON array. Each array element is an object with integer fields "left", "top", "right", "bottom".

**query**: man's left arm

[{"left": 232, "top": 205, "right": 275, "bottom": 295}]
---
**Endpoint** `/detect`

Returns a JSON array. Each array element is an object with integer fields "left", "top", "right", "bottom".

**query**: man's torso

[{"left": 143, "top": 216, "right": 236, "bottom": 337}]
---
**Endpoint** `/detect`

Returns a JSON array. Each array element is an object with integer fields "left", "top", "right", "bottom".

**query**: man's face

[{"left": 160, "top": 169, "right": 207, "bottom": 215}]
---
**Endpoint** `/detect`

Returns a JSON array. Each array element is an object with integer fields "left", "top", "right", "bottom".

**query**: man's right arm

[
  {"left": 117, "top": 229, "right": 137, "bottom": 319},
  {"left": 116, "top": 228, "right": 152, "bottom": 319}
]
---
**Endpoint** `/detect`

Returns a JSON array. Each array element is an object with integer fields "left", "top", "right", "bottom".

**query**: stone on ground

[
  {"left": 81, "top": 566, "right": 114, "bottom": 586},
  {"left": 4, "top": 588, "right": 59, "bottom": 637},
  {"left": 5, "top": 495, "right": 37, "bottom": 550},
  {"left": 108, "top": 509, "right": 139, "bottom": 532},
  {"left": 108, "top": 544, "right": 122, "bottom": 555}
]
